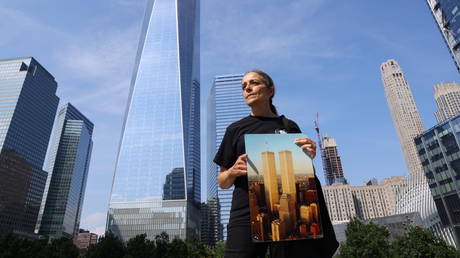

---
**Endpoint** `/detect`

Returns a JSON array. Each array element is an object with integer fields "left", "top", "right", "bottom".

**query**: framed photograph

[{"left": 245, "top": 133, "right": 323, "bottom": 242}]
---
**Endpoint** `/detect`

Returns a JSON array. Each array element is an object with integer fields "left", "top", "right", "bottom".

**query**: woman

[{"left": 214, "top": 70, "right": 339, "bottom": 258}]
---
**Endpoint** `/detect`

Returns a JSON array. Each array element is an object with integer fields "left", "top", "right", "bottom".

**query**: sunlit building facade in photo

[
  {"left": 107, "top": 0, "right": 200, "bottom": 241},
  {"left": 36, "top": 103, "right": 94, "bottom": 239},
  {"left": 207, "top": 74, "right": 250, "bottom": 239},
  {"left": 0, "top": 57, "right": 59, "bottom": 237}
]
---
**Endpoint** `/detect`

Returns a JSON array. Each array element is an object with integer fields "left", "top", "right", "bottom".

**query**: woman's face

[{"left": 241, "top": 72, "right": 274, "bottom": 107}]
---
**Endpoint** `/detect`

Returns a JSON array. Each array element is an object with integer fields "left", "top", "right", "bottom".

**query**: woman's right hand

[
  {"left": 228, "top": 154, "right": 248, "bottom": 177},
  {"left": 217, "top": 154, "right": 248, "bottom": 189}
]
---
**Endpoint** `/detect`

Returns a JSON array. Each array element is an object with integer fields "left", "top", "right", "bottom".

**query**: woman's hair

[{"left": 244, "top": 69, "right": 278, "bottom": 115}]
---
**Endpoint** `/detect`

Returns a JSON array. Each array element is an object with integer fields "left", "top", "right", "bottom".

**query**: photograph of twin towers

[{"left": 245, "top": 134, "right": 323, "bottom": 242}]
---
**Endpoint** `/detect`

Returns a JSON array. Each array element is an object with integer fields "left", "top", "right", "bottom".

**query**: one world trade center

[{"left": 107, "top": 0, "right": 200, "bottom": 241}]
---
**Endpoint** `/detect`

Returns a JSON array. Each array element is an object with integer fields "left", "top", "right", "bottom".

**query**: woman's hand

[
  {"left": 294, "top": 137, "right": 317, "bottom": 159},
  {"left": 217, "top": 154, "right": 248, "bottom": 189},
  {"left": 229, "top": 154, "right": 248, "bottom": 177}
]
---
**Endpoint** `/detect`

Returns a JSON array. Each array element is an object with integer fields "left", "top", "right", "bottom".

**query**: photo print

[{"left": 245, "top": 133, "right": 323, "bottom": 242}]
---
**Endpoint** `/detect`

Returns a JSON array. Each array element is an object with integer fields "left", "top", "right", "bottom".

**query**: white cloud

[{"left": 80, "top": 212, "right": 107, "bottom": 235}]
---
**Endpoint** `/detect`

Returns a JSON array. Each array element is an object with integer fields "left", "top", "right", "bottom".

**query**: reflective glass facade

[
  {"left": 36, "top": 103, "right": 94, "bottom": 238},
  {"left": 0, "top": 57, "right": 59, "bottom": 237},
  {"left": 427, "top": 0, "right": 460, "bottom": 72},
  {"left": 108, "top": 0, "right": 200, "bottom": 241},
  {"left": 415, "top": 114, "right": 460, "bottom": 247},
  {"left": 207, "top": 74, "right": 250, "bottom": 239}
]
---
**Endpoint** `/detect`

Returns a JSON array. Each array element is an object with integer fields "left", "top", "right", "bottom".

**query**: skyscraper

[
  {"left": 200, "top": 197, "right": 222, "bottom": 246},
  {"left": 0, "top": 57, "right": 59, "bottom": 237},
  {"left": 415, "top": 114, "right": 460, "bottom": 247},
  {"left": 279, "top": 150, "right": 296, "bottom": 203},
  {"left": 163, "top": 168, "right": 185, "bottom": 200},
  {"left": 322, "top": 136, "right": 347, "bottom": 185},
  {"left": 322, "top": 176, "right": 407, "bottom": 222},
  {"left": 36, "top": 103, "right": 94, "bottom": 238},
  {"left": 380, "top": 59, "right": 425, "bottom": 177},
  {"left": 207, "top": 74, "right": 250, "bottom": 239},
  {"left": 262, "top": 151, "right": 279, "bottom": 213},
  {"left": 426, "top": 0, "right": 460, "bottom": 72},
  {"left": 107, "top": 0, "right": 200, "bottom": 241},
  {"left": 434, "top": 82, "right": 460, "bottom": 123},
  {"left": 380, "top": 59, "right": 455, "bottom": 246}
]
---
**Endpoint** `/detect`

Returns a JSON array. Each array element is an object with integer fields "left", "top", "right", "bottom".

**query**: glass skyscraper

[
  {"left": 427, "top": 0, "right": 460, "bottom": 72},
  {"left": 415, "top": 114, "right": 460, "bottom": 247},
  {"left": 36, "top": 103, "right": 94, "bottom": 239},
  {"left": 207, "top": 74, "right": 250, "bottom": 239},
  {"left": 0, "top": 57, "right": 59, "bottom": 237},
  {"left": 107, "top": 0, "right": 200, "bottom": 241}
]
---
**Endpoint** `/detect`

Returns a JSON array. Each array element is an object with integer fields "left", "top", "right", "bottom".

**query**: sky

[
  {"left": 245, "top": 134, "right": 314, "bottom": 179},
  {"left": 0, "top": 0, "right": 459, "bottom": 235}
]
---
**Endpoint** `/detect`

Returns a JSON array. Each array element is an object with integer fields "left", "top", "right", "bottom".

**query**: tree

[
  {"left": 185, "top": 237, "right": 213, "bottom": 258},
  {"left": 154, "top": 231, "right": 170, "bottom": 257},
  {"left": 0, "top": 234, "right": 47, "bottom": 258},
  {"left": 338, "top": 218, "right": 390, "bottom": 258},
  {"left": 390, "top": 226, "right": 460, "bottom": 258},
  {"left": 86, "top": 231, "right": 125, "bottom": 258},
  {"left": 212, "top": 241, "right": 225, "bottom": 258},
  {"left": 125, "top": 233, "right": 155, "bottom": 258},
  {"left": 42, "top": 237, "right": 79, "bottom": 258}
]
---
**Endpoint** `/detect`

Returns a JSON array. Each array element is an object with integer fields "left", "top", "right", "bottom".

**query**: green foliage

[
  {"left": 0, "top": 231, "right": 221, "bottom": 258},
  {"left": 125, "top": 233, "right": 155, "bottom": 258},
  {"left": 0, "top": 234, "right": 45, "bottom": 258},
  {"left": 213, "top": 241, "right": 226, "bottom": 258},
  {"left": 0, "top": 234, "right": 78, "bottom": 258},
  {"left": 390, "top": 226, "right": 460, "bottom": 258},
  {"left": 337, "top": 218, "right": 460, "bottom": 258},
  {"left": 42, "top": 237, "right": 79, "bottom": 258},
  {"left": 338, "top": 218, "right": 391, "bottom": 258},
  {"left": 86, "top": 231, "right": 125, "bottom": 258}
]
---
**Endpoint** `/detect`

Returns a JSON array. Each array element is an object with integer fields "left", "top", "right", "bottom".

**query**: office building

[
  {"left": 262, "top": 151, "right": 279, "bottom": 213},
  {"left": 279, "top": 150, "right": 296, "bottom": 203},
  {"left": 74, "top": 229, "right": 98, "bottom": 250},
  {"left": 434, "top": 82, "right": 460, "bottom": 123},
  {"left": 323, "top": 176, "right": 407, "bottom": 222},
  {"left": 396, "top": 172, "right": 457, "bottom": 247},
  {"left": 36, "top": 103, "right": 93, "bottom": 238},
  {"left": 162, "top": 168, "right": 185, "bottom": 201},
  {"left": 426, "top": 0, "right": 460, "bottom": 72},
  {"left": 414, "top": 114, "right": 460, "bottom": 247},
  {"left": 380, "top": 59, "right": 425, "bottom": 177},
  {"left": 207, "top": 74, "right": 250, "bottom": 239},
  {"left": 380, "top": 59, "right": 456, "bottom": 246},
  {"left": 0, "top": 57, "right": 59, "bottom": 237},
  {"left": 322, "top": 136, "right": 347, "bottom": 185},
  {"left": 107, "top": 0, "right": 200, "bottom": 241},
  {"left": 200, "top": 197, "right": 222, "bottom": 246}
]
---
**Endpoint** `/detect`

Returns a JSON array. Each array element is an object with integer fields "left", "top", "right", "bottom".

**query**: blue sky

[
  {"left": 245, "top": 134, "right": 315, "bottom": 179},
  {"left": 1, "top": 0, "right": 459, "bottom": 235}
]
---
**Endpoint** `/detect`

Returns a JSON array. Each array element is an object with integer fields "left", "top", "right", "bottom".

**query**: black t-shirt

[
  {"left": 214, "top": 115, "right": 339, "bottom": 257},
  {"left": 214, "top": 115, "right": 301, "bottom": 226}
]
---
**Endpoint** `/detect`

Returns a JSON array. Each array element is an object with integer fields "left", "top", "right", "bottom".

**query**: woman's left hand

[{"left": 294, "top": 137, "right": 317, "bottom": 159}]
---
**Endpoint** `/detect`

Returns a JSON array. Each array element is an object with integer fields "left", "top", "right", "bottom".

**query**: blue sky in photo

[
  {"left": 245, "top": 134, "right": 314, "bottom": 179},
  {"left": 1, "top": 0, "right": 459, "bottom": 235}
]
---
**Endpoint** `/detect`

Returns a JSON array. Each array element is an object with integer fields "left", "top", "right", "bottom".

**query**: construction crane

[{"left": 314, "top": 112, "right": 330, "bottom": 185}]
